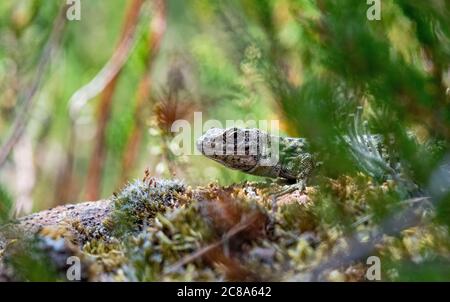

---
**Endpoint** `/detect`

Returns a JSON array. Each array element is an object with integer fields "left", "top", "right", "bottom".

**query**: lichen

[
  {"left": 1, "top": 173, "right": 450, "bottom": 282},
  {"left": 104, "top": 178, "right": 186, "bottom": 237}
]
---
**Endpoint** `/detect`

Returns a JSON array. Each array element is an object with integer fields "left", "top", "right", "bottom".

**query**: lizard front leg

[
  {"left": 270, "top": 182, "right": 305, "bottom": 212},
  {"left": 270, "top": 177, "right": 308, "bottom": 202},
  {"left": 270, "top": 154, "right": 314, "bottom": 210}
]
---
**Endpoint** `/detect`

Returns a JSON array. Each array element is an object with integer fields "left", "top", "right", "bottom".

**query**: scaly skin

[{"left": 196, "top": 127, "right": 316, "bottom": 189}]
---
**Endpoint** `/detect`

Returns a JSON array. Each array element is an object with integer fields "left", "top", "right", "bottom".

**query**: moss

[
  {"left": 2, "top": 173, "right": 450, "bottom": 281},
  {"left": 113, "top": 182, "right": 273, "bottom": 281},
  {"left": 98, "top": 175, "right": 448, "bottom": 281},
  {"left": 104, "top": 178, "right": 186, "bottom": 237},
  {"left": 121, "top": 202, "right": 214, "bottom": 281},
  {"left": 1, "top": 235, "right": 69, "bottom": 281}
]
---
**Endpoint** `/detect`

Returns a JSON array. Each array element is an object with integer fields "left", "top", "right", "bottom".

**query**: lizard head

[{"left": 196, "top": 127, "right": 260, "bottom": 171}]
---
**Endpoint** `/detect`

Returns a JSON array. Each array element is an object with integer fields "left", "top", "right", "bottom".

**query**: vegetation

[{"left": 0, "top": 0, "right": 449, "bottom": 281}]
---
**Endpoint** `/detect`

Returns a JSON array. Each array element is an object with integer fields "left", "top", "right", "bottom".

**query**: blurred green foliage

[
  {"left": 0, "top": 0, "right": 449, "bottom": 281},
  {"left": 0, "top": 184, "right": 12, "bottom": 223}
]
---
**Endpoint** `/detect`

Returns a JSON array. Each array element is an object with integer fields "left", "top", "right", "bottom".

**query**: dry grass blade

[
  {"left": 68, "top": 0, "right": 146, "bottom": 120},
  {"left": 83, "top": 0, "right": 147, "bottom": 200}
]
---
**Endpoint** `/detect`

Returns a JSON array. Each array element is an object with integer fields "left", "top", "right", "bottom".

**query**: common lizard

[
  {"left": 196, "top": 127, "right": 316, "bottom": 195},
  {"left": 196, "top": 127, "right": 391, "bottom": 198}
]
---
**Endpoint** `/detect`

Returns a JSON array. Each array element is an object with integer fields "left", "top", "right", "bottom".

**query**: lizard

[
  {"left": 196, "top": 127, "right": 317, "bottom": 198},
  {"left": 196, "top": 126, "right": 394, "bottom": 201}
]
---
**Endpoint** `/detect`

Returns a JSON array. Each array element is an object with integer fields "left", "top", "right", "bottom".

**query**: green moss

[
  {"left": 2, "top": 236, "right": 62, "bottom": 281},
  {"left": 104, "top": 178, "right": 185, "bottom": 236},
  {"left": 3, "top": 175, "right": 449, "bottom": 282},
  {"left": 123, "top": 202, "right": 214, "bottom": 281},
  {"left": 278, "top": 202, "right": 317, "bottom": 232},
  {"left": 0, "top": 184, "right": 12, "bottom": 224}
]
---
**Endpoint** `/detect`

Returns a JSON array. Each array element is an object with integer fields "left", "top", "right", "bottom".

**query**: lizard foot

[{"left": 270, "top": 180, "right": 306, "bottom": 211}]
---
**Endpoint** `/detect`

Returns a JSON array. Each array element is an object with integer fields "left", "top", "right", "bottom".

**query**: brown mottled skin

[{"left": 197, "top": 127, "right": 316, "bottom": 191}]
